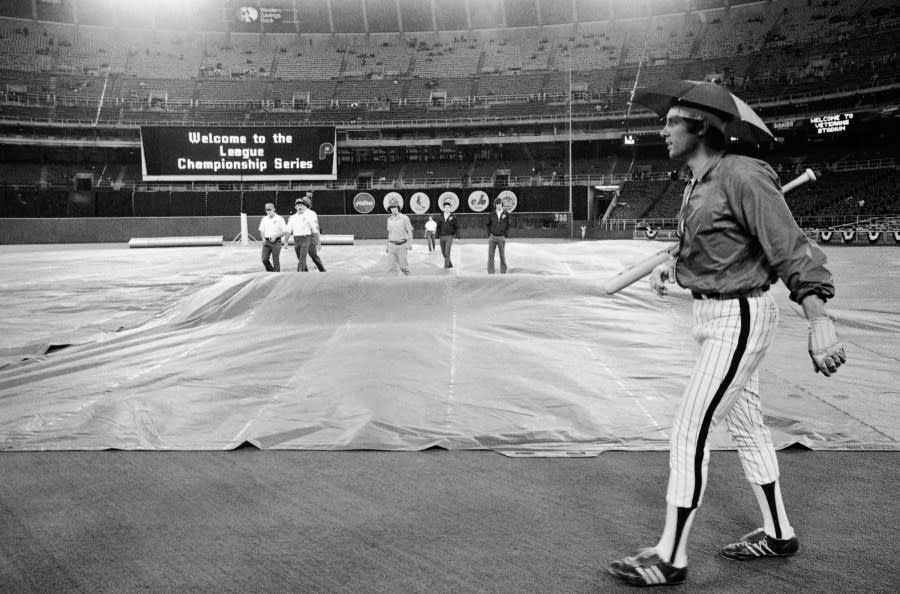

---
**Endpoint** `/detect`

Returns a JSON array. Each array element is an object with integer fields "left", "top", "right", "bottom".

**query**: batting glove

[
  {"left": 649, "top": 255, "right": 676, "bottom": 297},
  {"left": 808, "top": 316, "right": 846, "bottom": 376}
]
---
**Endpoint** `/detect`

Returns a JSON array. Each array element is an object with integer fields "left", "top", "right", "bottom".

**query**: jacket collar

[{"left": 688, "top": 151, "right": 725, "bottom": 185}]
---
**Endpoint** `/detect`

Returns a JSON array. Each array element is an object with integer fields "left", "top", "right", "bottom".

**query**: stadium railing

[
  {"left": 604, "top": 215, "right": 900, "bottom": 235},
  {"left": 602, "top": 218, "right": 679, "bottom": 232}
]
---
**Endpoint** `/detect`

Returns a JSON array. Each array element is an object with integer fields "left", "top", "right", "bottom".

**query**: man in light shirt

[
  {"left": 258, "top": 202, "right": 287, "bottom": 272},
  {"left": 303, "top": 193, "right": 327, "bottom": 272},
  {"left": 286, "top": 195, "right": 315, "bottom": 272},
  {"left": 385, "top": 199, "right": 414, "bottom": 275},
  {"left": 424, "top": 215, "right": 437, "bottom": 252}
]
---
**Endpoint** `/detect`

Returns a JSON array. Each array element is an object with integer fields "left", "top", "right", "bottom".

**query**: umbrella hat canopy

[{"left": 632, "top": 79, "right": 774, "bottom": 145}]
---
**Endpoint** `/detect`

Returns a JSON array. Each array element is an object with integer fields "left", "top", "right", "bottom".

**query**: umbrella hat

[{"left": 632, "top": 80, "right": 774, "bottom": 145}]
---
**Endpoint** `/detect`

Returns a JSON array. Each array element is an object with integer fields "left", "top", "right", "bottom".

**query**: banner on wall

[
  {"left": 341, "top": 187, "right": 574, "bottom": 215},
  {"left": 437, "top": 191, "right": 460, "bottom": 211},
  {"left": 352, "top": 192, "right": 376, "bottom": 214},
  {"left": 382, "top": 192, "right": 404, "bottom": 212},
  {"left": 409, "top": 192, "right": 430, "bottom": 214},
  {"left": 468, "top": 190, "right": 490, "bottom": 212},
  {"left": 497, "top": 190, "right": 518, "bottom": 212}
]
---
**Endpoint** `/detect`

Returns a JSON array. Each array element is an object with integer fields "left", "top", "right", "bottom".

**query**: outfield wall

[
  {"left": 0, "top": 213, "right": 571, "bottom": 244},
  {"left": 0, "top": 186, "right": 590, "bottom": 218},
  {"left": 0, "top": 185, "right": 586, "bottom": 243}
]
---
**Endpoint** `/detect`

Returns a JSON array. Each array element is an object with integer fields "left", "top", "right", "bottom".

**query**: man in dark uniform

[
  {"left": 486, "top": 198, "right": 510, "bottom": 274},
  {"left": 436, "top": 200, "right": 459, "bottom": 269}
]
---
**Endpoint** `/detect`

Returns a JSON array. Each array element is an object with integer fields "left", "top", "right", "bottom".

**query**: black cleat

[
  {"left": 609, "top": 548, "right": 687, "bottom": 587},
  {"left": 721, "top": 528, "right": 799, "bottom": 560}
]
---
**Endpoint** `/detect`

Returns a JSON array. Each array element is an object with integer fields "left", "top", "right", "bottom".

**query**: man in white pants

[
  {"left": 286, "top": 196, "right": 314, "bottom": 272},
  {"left": 302, "top": 193, "right": 326, "bottom": 272},
  {"left": 258, "top": 202, "right": 287, "bottom": 272},
  {"left": 608, "top": 99, "right": 846, "bottom": 587},
  {"left": 424, "top": 215, "right": 437, "bottom": 252},
  {"left": 385, "top": 199, "right": 413, "bottom": 275}
]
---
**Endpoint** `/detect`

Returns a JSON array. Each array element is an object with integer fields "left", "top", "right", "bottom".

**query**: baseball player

[{"left": 608, "top": 101, "right": 846, "bottom": 586}]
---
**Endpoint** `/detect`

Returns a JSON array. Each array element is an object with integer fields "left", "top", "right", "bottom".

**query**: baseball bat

[
  {"left": 601, "top": 169, "right": 817, "bottom": 295},
  {"left": 781, "top": 167, "right": 816, "bottom": 193},
  {"left": 601, "top": 244, "right": 678, "bottom": 295}
]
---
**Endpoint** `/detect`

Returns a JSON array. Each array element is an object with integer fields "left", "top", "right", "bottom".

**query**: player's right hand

[{"left": 649, "top": 255, "right": 676, "bottom": 297}]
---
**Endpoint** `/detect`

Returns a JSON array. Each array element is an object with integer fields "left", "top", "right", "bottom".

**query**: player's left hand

[{"left": 807, "top": 316, "right": 846, "bottom": 376}]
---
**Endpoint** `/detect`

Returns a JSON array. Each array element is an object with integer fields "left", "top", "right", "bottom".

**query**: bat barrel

[{"left": 781, "top": 168, "right": 816, "bottom": 193}]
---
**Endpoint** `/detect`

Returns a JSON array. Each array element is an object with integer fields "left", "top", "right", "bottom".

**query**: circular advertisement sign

[
  {"left": 236, "top": 6, "right": 259, "bottom": 23},
  {"left": 497, "top": 190, "right": 518, "bottom": 212},
  {"left": 438, "top": 191, "right": 460, "bottom": 212},
  {"left": 383, "top": 191, "right": 404, "bottom": 212},
  {"left": 353, "top": 192, "right": 376, "bottom": 214},
  {"left": 410, "top": 192, "right": 430, "bottom": 214},
  {"left": 468, "top": 190, "right": 490, "bottom": 212}
]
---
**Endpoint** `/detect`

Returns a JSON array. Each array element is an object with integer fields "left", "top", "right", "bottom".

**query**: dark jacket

[
  {"left": 436, "top": 214, "right": 459, "bottom": 237},
  {"left": 487, "top": 211, "right": 510, "bottom": 237}
]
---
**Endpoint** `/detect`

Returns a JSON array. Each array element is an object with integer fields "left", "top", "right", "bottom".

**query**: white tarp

[{"left": 0, "top": 241, "right": 897, "bottom": 452}]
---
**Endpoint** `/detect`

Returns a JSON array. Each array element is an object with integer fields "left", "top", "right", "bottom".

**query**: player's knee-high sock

[
  {"left": 656, "top": 505, "right": 695, "bottom": 567},
  {"left": 752, "top": 481, "right": 794, "bottom": 539}
]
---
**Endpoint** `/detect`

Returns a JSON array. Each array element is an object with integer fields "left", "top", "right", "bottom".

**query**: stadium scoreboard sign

[
  {"left": 621, "top": 131, "right": 658, "bottom": 146},
  {"left": 235, "top": 6, "right": 287, "bottom": 24},
  {"left": 140, "top": 126, "right": 337, "bottom": 182},
  {"left": 809, "top": 113, "right": 854, "bottom": 134}
]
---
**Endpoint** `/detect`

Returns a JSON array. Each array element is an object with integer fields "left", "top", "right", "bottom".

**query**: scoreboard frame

[{"left": 140, "top": 125, "right": 337, "bottom": 182}]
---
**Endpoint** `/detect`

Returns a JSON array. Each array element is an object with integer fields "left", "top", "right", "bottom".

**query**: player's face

[
  {"left": 661, "top": 109, "right": 701, "bottom": 160},
  {"left": 265, "top": 205, "right": 274, "bottom": 217}
]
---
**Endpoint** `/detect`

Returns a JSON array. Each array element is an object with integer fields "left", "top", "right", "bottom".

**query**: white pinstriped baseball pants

[{"left": 667, "top": 291, "right": 781, "bottom": 509}]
